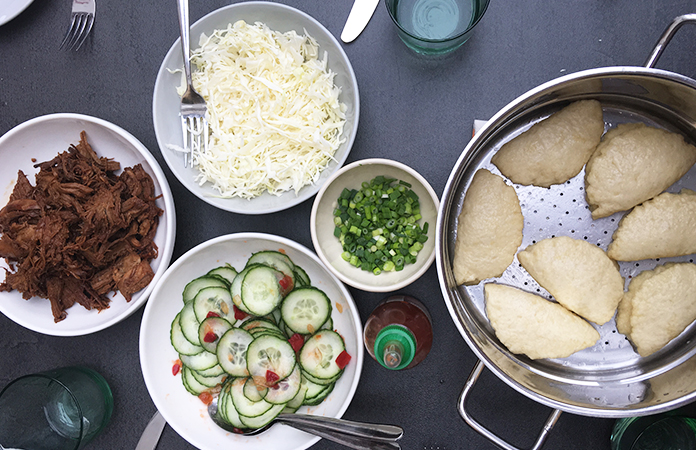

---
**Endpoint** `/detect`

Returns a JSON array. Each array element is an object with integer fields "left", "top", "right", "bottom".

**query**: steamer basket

[{"left": 436, "top": 14, "right": 696, "bottom": 450}]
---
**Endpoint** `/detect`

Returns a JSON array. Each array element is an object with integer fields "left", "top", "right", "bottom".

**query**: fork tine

[
  {"left": 181, "top": 116, "right": 190, "bottom": 168},
  {"left": 202, "top": 119, "right": 209, "bottom": 155},
  {"left": 59, "top": 14, "right": 79, "bottom": 49},
  {"left": 67, "top": 14, "right": 88, "bottom": 50},
  {"left": 73, "top": 15, "right": 94, "bottom": 51}
]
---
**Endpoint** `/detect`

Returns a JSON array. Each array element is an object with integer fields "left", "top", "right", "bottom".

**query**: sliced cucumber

[
  {"left": 171, "top": 312, "right": 204, "bottom": 356},
  {"left": 193, "top": 286, "right": 236, "bottom": 324},
  {"left": 180, "top": 350, "right": 218, "bottom": 371},
  {"left": 239, "top": 403, "right": 285, "bottom": 429},
  {"left": 281, "top": 287, "right": 332, "bottom": 335},
  {"left": 247, "top": 335, "right": 296, "bottom": 384},
  {"left": 299, "top": 330, "right": 345, "bottom": 380},
  {"left": 182, "top": 366, "right": 209, "bottom": 395},
  {"left": 247, "top": 250, "right": 295, "bottom": 275},
  {"left": 242, "top": 319, "right": 282, "bottom": 334},
  {"left": 220, "top": 380, "right": 245, "bottom": 429},
  {"left": 207, "top": 264, "right": 238, "bottom": 285},
  {"left": 217, "top": 328, "right": 254, "bottom": 377},
  {"left": 265, "top": 364, "right": 301, "bottom": 405},
  {"left": 230, "top": 265, "right": 258, "bottom": 314},
  {"left": 283, "top": 382, "right": 308, "bottom": 414},
  {"left": 243, "top": 377, "right": 267, "bottom": 402},
  {"left": 179, "top": 301, "right": 201, "bottom": 346},
  {"left": 198, "top": 317, "right": 234, "bottom": 353},
  {"left": 189, "top": 367, "right": 227, "bottom": 388},
  {"left": 230, "top": 377, "right": 273, "bottom": 418},
  {"left": 183, "top": 276, "right": 228, "bottom": 303},
  {"left": 303, "top": 381, "right": 335, "bottom": 406},
  {"left": 302, "top": 368, "right": 342, "bottom": 386},
  {"left": 197, "top": 363, "right": 225, "bottom": 377},
  {"left": 302, "top": 374, "right": 328, "bottom": 399},
  {"left": 240, "top": 265, "right": 284, "bottom": 316},
  {"left": 294, "top": 265, "right": 311, "bottom": 287}
]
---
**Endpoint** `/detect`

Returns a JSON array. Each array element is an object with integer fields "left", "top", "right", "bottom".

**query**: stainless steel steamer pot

[{"left": 436, "top": 15, "right": 696, "bottom": 450}]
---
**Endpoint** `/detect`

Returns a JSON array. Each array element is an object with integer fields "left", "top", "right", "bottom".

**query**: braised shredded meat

[{"left": 0, "top": 131, "right": 163, "bottom": 322}]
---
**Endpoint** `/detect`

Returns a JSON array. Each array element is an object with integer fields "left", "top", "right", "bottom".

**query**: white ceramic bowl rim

[
  {"left": 311, "top": 158, "right": 440, "bottom": 292},
  {"left": 0, "top": 113, "right": 176, "bottom": 336}
]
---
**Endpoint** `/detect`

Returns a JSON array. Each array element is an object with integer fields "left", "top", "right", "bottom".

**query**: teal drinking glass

[
  {"left": 0, "top": 366, "right": 113, "bottom": 450},
  {"left": 385, "top": 0, "right": 490, "bottom": 55},
  {"left": 611, "top": 415, "right": 696, "bottom": 450}
]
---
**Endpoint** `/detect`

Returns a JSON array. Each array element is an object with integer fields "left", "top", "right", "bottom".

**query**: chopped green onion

[{"left": 332, "top": 174, "right": 429, "bottom": 276}]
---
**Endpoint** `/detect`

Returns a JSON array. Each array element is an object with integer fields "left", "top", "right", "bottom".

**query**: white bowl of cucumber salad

[{"left": 139, "top": 233, "right": 363, "bottom": 450}]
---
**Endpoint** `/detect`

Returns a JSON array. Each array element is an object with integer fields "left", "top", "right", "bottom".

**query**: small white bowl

[
  {"left": 152, "top": 1, "right": 359, "bottom": 214},
  {"left": 0, "top": 113, "right": 176, "bottom": 336},
  {"left": 311, "top": 159, "right": 439, "bottom": 292},
  {"left": 139, "top": 232, "right": 363, "bottom": 450}
]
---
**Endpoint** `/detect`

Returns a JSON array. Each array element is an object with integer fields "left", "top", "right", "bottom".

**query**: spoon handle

[
  {"left": 286, "top": 422, "right": 401, "bottom": 450},
  {"left": 276, "top": 413, "right": 403, "bottom": 442}
]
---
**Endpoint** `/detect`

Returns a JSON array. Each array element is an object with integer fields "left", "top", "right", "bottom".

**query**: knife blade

[
  {"left": 135, "top": 411, "right": 167, "bottom": 450},
  {"left": 341, "top": 0, "right": 380, "bottom": 43}
]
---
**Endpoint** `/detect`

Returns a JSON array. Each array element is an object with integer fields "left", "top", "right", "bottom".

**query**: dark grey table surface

[{"left": 2, "top": 1, "right": 696, "bottom": 449}]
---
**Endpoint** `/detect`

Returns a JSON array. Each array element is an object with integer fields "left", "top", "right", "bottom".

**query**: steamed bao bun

[
  {"left": 485, "top": 283, "right": 600, "bottom": 360},
  {"left": 616, "top": 263, "right": 696, "bottom": 357},
  {"left": 490, "top": 100, "right": 604, "bottom": 188},
  {"left": 452, "top": 169, "right": 523, "bottom": 285},
  {"left": 608, "top": 189, "right": 696, "bottom": 261},
  {"left": 585, "top": 123, "right": 696, "bottom": 219},
  {"left": 517, "top": 236, "right": 624, "bottom": 325}
]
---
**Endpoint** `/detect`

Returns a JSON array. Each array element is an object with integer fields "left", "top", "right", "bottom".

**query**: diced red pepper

[
  {"left": 234, "top": 305, "right": 248, "bottom": 321},
  {"left": 335, "top": 350, "right": 351, "bottom": 370},
  {"left": 278, "top": 274, "right": 294, "bottom": 296},
  {"left": 206, "top": 311, "right": 220, "bottom": 318},
  {"left": 265, "top": 370, "right": 280, "bottom": 385},
  {"left": 198, "top": 391, "right": 213, "bottom": 405},
  {"left": 172, "top": 359, "right": 182, "bottom": 376},
  {"left": 288, "top": 333, "right": 304, "bottom": 353},
  {"left": 203, "top": 331, "right": 218, "bottom": 343}
]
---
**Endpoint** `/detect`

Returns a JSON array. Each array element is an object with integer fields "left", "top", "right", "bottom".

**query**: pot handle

[
  {"left": 457, "top": 360, "right": 563, "bottom": 450},
  {"left": 644, "top": 14, "right": 696, "bottom": 68}
]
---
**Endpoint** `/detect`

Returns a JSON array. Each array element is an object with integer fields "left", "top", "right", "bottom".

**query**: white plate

[
  {"left": 139, "top": 233, "right": 363, "bottom": 450},
  {"left": 0, "top": 114, "right": 176, "bottom": 336},
  {"left": 0, "top": 0, "right": 33, "bottom": 26},
  {"left": 152, "top": 1, "right": 360, "bottom": 214}
]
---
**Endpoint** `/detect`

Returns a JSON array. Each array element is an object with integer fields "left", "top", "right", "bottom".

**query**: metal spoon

[{"left": 208, "top": 397, "right": 403, "bottom": 450}]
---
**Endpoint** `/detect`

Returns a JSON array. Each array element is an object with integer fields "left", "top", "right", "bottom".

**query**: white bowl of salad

[
  {"left": 310, "top": 158, "right": 440, "bottom": 292},
  {"left": 152, "top": 2, "right": 359, "bottom": 214},
  {"left": 139, "top": 232, "right": 364, "bottom": 450}
]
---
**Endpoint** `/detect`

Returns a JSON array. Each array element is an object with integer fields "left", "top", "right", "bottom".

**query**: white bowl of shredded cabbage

[{"left": 153, "top": 2, "right": 359, "bottom": 214}]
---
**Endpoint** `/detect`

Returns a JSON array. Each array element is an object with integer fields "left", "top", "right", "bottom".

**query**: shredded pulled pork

[{"left": 0, "top": 131, "right": 163, "bottom": 322}]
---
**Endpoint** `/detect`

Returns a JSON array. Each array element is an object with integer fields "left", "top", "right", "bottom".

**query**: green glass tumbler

[
  {"left": 0, "top": 366, "right": 113, "bottom": 450},
  {"left": 385, "top": 0, "right": 489, "bottom": 55},
  {"left": 611, "top": 415, "right": 696, "bottom": 450}
]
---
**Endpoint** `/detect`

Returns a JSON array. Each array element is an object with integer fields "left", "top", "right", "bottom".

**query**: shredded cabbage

[{"left": 182, "top": 20, "right": 347, "bottom": 199}]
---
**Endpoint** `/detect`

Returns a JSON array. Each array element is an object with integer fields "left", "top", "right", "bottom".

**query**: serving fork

[
  {"left": 177, "top": 0, "right": 208, "bottom": 168},
  {"left": 59, "top": 0, "right": 96, "bottom": 51}
]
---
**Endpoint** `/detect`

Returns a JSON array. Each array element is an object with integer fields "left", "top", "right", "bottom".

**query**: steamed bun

[
  {"left": 452, "top": 169, "right": 523, "bottom": 285},
  {"left": 490, "top": 100, "right": 604, "bottom": 188},
  {"left": 615, "top": 263, "right": 696, "bottom": 357},
  {"left": 485, "top": 283, "right": 599, "bottom": 359},
  {"left": 585, "top": 123, "right": 696, "bottom": 219},
  {"left": 517, "top": 236, "right": 624, "bottom": 325},
  {"left": 608, "top": 189, "right": 696, "bottom": 261}
]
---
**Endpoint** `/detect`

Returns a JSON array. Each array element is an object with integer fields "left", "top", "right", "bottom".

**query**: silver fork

[
  {"left": 59, "top": 0, "right": 96, "bottom": 51},
  {"left": 177, "top": 0, "right": 208, "bottom": 168}
]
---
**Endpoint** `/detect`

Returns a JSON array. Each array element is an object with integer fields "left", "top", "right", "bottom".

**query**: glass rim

[
  {"left": 385, "top": 0, "right": 490, "bottom": 44},
  {"left": 0, "top": 373, "right": 84, "bottom": 450}
]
